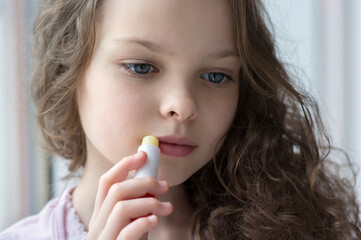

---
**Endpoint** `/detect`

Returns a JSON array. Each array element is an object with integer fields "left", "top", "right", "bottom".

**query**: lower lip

[{"left": 159, "top": 142, "right": 196, "bottom": 157}]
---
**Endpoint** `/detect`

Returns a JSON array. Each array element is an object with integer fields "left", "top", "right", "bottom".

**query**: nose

[{"left": 159, "top": 83, "right": 198, "bottom": 123}]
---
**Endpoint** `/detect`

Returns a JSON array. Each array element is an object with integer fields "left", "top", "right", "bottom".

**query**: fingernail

[
  {"left": 148, "top": 214, "right": 157, "bottom": 223},
  {"left": 135, "top": 151, "right": 143, "bottom": 158},
  {"left": 161, "top": 202, "right": 172, "bottom": 208},
  {"left": 158, "top": 180, "right": 168, "bottom": 188}
]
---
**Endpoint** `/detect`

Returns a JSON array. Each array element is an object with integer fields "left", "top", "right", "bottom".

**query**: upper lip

[{"left": 157, "top": 135, "right": 198, "bottom": 147}]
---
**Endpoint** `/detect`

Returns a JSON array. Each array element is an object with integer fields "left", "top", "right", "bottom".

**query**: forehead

[{"left": 97, "top": 0, "right": 235, "bottom": 55}]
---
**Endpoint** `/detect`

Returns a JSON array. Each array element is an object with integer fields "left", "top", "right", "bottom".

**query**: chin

[{"left": 157, "top": 170, "right": 192, "bottom": 187}]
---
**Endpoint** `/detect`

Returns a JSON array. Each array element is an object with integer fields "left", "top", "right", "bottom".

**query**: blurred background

[{"left": 0, "top": 0, "right": 360, "bottom": 232}]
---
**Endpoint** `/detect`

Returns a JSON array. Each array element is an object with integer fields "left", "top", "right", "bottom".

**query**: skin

[{"left": 73, "top": 0, "right": 241, "bottom": 239}]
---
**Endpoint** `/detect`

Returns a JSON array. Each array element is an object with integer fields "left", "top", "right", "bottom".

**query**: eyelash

[{"left": 120, "top": 63, "right": 233, "bottom": 84}]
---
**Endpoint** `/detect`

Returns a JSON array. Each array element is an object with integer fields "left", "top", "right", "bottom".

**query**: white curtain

[
  {"left": 0, "top": 0, "right": 49, "bottom": 232},
  {"left": 264, "top": 0, "right": 361, "bottom": 197}
]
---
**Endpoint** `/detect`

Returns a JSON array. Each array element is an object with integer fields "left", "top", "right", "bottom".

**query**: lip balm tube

[
  {"left": 134, "top": 135, "right": 160, "bottom": 180},
  {"left": 131, "top": 136, "right": 160, "bottom": 222}
]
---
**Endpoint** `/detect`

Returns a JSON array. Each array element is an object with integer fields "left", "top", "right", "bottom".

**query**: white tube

[{"left": 134, "top": 142, "right": 160, "bottom": 179}]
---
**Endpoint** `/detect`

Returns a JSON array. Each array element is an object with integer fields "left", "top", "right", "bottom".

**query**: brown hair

[
  {"left": 32, "top": 0, "right": 361, "bottom": 239},
  {"left": 32, "top": 0, "right": 99, "bottom": 171}
]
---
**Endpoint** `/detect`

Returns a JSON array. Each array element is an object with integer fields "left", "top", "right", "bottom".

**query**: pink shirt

[{"left": 0, "top": 187, "right": 87, "bottom": 240}]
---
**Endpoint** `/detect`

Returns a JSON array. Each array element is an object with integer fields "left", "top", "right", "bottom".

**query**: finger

[
  {"left": 91, "top": 152, "right": 147, "bottom": 224},
  {"left": 117, "top": 216, "right": 157, "bottom": 240},
  {"left": 101, "top": 198, "right": 173, "bottom": 239},
  {"left": 94, "top": 177, "right": 169, "bottom": 229}
]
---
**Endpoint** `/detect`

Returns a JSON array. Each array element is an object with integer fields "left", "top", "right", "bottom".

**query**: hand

[{"left": 87, "top": 151, "right": 173, "bottom": 240}]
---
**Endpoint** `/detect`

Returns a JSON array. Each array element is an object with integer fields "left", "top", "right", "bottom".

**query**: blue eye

[
  {"left": 124, "top": 63, "right": 155, "bottom": 75},
  {"left": 202, "top": 72, "right": 231, "bottom": 84},
  {"left": 121, "top": 63, "right": 232, "bottom": 84}
]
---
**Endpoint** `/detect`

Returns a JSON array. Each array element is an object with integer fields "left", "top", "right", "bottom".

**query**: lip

[
  {"left": 157, "top": 136, "right": 198, "bottom": 146},
  {"left": 157, "top": 135, "right": 198, "bottom": 157}
]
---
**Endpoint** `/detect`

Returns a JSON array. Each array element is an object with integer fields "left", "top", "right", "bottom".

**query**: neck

[
  {"left": 72, "top": 154, "right": 111, "bottom": 230},
  {"left": 150, "top": 184, "right": 193, "bottom": 239}
]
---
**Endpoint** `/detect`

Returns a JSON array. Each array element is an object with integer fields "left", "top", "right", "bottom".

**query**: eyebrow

[{"left": 113, "top": 37, "right": 239, "bottom": 59}]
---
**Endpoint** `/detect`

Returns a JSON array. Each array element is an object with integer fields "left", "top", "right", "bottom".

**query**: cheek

[
  {"left": 77, "top": 71, "right": 151, "bottom": 160},
  {"left": 80, "top": 61, "right": 149, "bottom": 126},
  {"left": 107, "top": 87, "right": 147, "bottom": 127},
  {"left": 97, "top": 84, "right": 150, "bottom": 149},
  {"left": 203, "top": 90, "right": 238, "bottom": 151}
]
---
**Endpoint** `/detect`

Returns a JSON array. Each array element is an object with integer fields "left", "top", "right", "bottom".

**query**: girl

[{"left": 1, "top": 0, "right": 360, "bottom": 239}]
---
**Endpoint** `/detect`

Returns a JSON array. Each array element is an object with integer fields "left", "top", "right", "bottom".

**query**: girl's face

[{"left": 76, "top": 0, "right": 241, "bottom": 186}]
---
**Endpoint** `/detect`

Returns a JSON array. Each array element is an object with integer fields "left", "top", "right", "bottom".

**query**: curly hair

[
  {"left": 32, "top": 0, "right": 361, "bottom": 239},
  {"left": 184, "top": 1, "right": 361, "bottom": 239},
  {"left": 32, "top": 0, "right": 100, "bottom": 171}
]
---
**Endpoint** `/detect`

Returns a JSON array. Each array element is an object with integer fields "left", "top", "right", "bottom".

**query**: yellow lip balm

[{"left": 134, "top": 136, "right": 161, "bottom": 179}]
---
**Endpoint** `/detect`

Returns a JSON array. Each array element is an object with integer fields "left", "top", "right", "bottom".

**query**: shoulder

[{"left": 0, "top": 188, "right": 74, "bottom": 240}]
